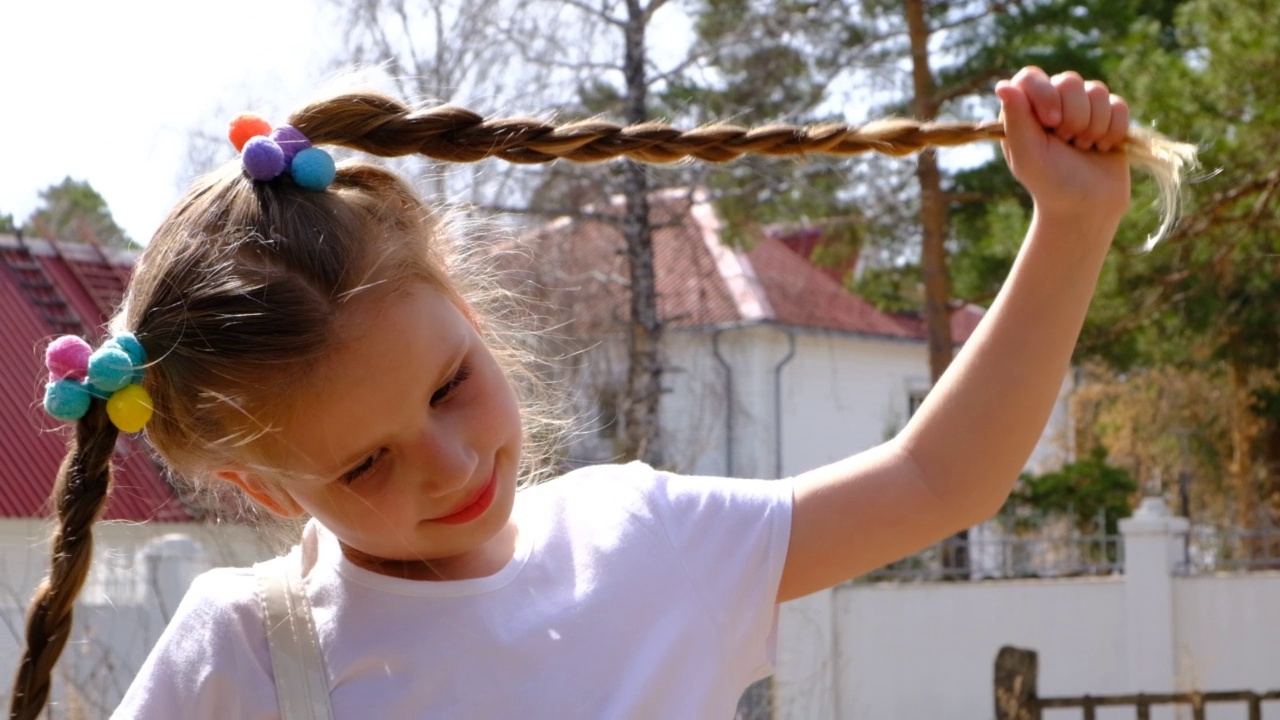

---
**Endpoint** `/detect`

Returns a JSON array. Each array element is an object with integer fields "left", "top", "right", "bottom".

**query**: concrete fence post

[{"left": 1119, "top": 497, "right": 1190, "bottom": 698}]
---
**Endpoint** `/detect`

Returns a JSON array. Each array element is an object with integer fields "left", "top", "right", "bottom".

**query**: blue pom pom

[
  {"left": 243, "top": 136, "right": 287, "bottom": 181},
  {"left": 105, "top": 333, "right": 147, "bottom": 383},
  {"left": 291, "top": 147, "right": 336, "bottom": 191},
  {"left": 45, "top": 379, "right": 91, "bottom": 421},
  {"left": 87, "top": 346, "right": 135, "bottom": 392},
  {"left": 108, "top": 333, "right": 147, "bottom": 366}
]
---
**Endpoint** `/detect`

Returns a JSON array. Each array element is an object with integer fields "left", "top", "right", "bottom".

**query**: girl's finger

[
  {"left": 1051, "top": 72, "right": 1088, "bottom": 143},
  {"left": 1077, "top": 81, "right": 1113, "bottom": 150},
  {"left": 1098, "top": 94, "right": 1130, "bottom": 153},
  {"left": 1012, "top": 66, "right": 1060, "bottom": 128}
]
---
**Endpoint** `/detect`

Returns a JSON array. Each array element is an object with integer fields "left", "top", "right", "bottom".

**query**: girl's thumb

[{"left": 994, "top": 80, "right": 1039, "bottom": 161}]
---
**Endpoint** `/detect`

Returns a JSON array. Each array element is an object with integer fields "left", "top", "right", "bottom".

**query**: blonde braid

[
  {"left": 292, "top": 92, "right": 1196, "bottom": 243},
  {"left": 10, "top": 402, "right": 119, "bottom": 720}
]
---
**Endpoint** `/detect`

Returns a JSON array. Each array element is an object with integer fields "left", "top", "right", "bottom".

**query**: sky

[
  {"left": 0, "top": 0, "right": 337, "bottom": 245},
  {"left": 0, "top": 2, "right": 993, "bottom": 247}
]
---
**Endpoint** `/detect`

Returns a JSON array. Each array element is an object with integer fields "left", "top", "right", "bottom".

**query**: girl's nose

[{"left": 414, "top": 421, "right": 479, "bottom": 496}]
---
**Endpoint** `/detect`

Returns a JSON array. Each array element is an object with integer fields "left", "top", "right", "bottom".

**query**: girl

[{"left": 12, "top": 67, "right": 1193, "bottom": 719}]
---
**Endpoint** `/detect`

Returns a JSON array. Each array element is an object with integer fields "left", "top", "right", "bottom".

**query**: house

[
  {"left": 516, "top": 188, "right": 1071, "bottom": 479},
  {"left": 0, "top": 232, "right": 270, "bottom": 716}
]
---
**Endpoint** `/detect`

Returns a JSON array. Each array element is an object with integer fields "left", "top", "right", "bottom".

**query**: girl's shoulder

[
  {"left": 523, "top": 461, "right": 792, "bottom": 536},
  {"left": 113, "top": 565, "right": 280, "bottom": 718}
]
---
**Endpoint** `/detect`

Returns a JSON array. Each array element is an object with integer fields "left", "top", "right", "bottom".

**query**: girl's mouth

[{"left": 432, "top": 471, "right": 497, "bottom": 525}]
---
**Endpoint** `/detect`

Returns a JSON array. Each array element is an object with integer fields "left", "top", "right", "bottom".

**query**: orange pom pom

[{"left": 228, "top": 113, "right": 272, "bottom": 152}]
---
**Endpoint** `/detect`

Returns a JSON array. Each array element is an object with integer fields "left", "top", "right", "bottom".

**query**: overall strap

[{"left": 256, "top": 559, "right": 335, "bottom": 720}]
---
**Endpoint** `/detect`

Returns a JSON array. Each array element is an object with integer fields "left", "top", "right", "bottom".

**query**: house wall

[{"left": 657, "top": 324, "right": 1074, "bottom": 480}]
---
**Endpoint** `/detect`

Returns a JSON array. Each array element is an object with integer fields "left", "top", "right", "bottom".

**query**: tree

[
  {"left": 25, "top": 177, "right": 133, "bottom": 249},
  {"left": 1076, "top": 0, "right": 1280, "bottom": 535},
  {"left": 0, "top": 212, "right": 16, "bottom": 234}
]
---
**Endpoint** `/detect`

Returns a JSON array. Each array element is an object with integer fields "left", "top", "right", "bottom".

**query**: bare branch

[
  {"left": 558, "top": 0, "right": 626, "bottom": 26},
  {"left": 930, "top": 68, "right": 1007, "bottom": 112},
  {"left": 642, "top": 0, "right": 669, "bottom": 23}
]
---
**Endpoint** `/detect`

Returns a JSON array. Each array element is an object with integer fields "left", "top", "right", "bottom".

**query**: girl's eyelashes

[
  {"left": 343, "top": 448, "right": 385, "bottom": 484},
  {"left": 431, "top": 361, "right": 472, "bottom": 405}
]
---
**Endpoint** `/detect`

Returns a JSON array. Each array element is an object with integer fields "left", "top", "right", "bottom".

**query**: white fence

[
  {"left": 774, "top": 497, "right": 1280, "bottom": 720},
  {"left": 0, "top": 519, "right": 273, "bottom": 719}
]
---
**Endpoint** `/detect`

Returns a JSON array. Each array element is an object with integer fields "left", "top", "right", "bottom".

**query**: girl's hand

[{"left": 996, "top": 66, "right": 1131, "bottom": 226}]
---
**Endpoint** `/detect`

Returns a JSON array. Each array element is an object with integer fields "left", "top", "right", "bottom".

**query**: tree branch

[
  {"left": 558, "top": 0, "right": 626, "bottom": 27},
  {"left": 930, "top": 67, "right": 1006, "bottom": 113}
]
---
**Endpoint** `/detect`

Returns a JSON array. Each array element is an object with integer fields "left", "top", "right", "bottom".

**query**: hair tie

[
  {"left": 229, "top": 113, "right": 336, "bottom": 191},
  {"left": 43, "top": 333, "right": 154, "bottom": 433}
]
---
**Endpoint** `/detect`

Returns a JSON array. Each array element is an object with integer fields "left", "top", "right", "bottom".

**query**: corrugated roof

[{"left": 0, "top": 234, "right": 190, "bottom": 522}]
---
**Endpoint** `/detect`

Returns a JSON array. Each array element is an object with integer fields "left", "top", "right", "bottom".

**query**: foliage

[
  {"left": 0, "top": 211, "right": 16, "bottom": 234},
  {"left": 1003, "top": 446, "right": 1138, "bottom": 536},
  {"left": 26, "top": 177, "right": 133, "bottom": 249}
]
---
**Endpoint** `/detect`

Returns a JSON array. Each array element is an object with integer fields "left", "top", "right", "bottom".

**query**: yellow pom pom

[{"left": 107, "top": 384, "right": 154, "bottom": 433}]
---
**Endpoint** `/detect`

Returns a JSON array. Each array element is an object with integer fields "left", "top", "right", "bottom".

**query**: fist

[{"left": 996, "top": 67, "right": 1131, "bottom": 222}]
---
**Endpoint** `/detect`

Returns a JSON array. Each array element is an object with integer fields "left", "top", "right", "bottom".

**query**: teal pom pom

[
  {"left": 291, "top": 147, "right": 336, "bottom": 191},
  {"left": 45, "top": 379, "right": 91, "bottom": 421},
  {"left": 87, "top": 346, "right": 135, "bottom": 392},
  {"left": 105, "top": 333, "right": 147, "bottom": 383},
  {"left": 108, "top": 333, "right": 147, "bottom": 366}
]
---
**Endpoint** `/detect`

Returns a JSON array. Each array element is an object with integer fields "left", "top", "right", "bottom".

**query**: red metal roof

[
  {"left": 521, "top": 190, "right": 983, "bottom": 342},
  {"left": 0, "top": 234, "right": 191, "bottom": 522}
]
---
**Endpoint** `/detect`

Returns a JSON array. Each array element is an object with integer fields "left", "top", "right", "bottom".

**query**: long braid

[
  {"left": 292, "top": 92, "right": 1196, "bottom": 242},
  {"left": 10, "top": 401, "right": 119, "bottom": 720}
]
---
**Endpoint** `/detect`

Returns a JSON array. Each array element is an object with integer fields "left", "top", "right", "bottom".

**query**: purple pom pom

[
  {"left": 46, "top": 336, "right": 91, "bottom": 380},
  {"left": 291, "top": 147, "right": 336, "bottom": 191},
  {"left": 243, "top": 136, "right": 286, "bottom": 181},
  {"left": 270, "top": 125, "right": 312, "bottom": 166}
]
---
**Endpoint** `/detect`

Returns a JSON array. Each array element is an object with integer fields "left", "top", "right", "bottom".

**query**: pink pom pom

[{"left": 46, "top": 336, "right": 91, "bottom": 381}]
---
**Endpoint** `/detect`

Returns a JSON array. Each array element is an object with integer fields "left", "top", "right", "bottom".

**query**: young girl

[{"left": 12, "top": 67, "right": 1192, "bottom": 719}]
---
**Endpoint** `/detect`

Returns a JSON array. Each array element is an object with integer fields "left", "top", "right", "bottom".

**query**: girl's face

[{"left": 244, "top": 284, "right": 524, "bottom": 580}]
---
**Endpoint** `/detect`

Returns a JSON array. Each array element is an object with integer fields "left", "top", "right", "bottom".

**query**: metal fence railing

[
  {"left": 1180, "top": 526, "right": 1280, "bottom": 574},
  {"left": 859, "top": 523, "right": 1124, "bottom": 583}
]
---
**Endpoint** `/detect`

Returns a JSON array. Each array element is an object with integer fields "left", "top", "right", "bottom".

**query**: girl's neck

[{"left": 338, "top": 520, "right": 520, "bottom": 581}]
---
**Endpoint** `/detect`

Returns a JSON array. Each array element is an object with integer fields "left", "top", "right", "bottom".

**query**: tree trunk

[
  {"left": 905, "top": 0, "right": 967, "bottom": 576},
  {"left": 620, "top": 0, "right": 664, "bottom": 467}
]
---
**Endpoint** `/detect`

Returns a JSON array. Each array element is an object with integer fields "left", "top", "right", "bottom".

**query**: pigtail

[
  {"left": 10, "top": 401, "right": 119, "bottom": 720},
  {"left": 290, "top": 93, "right": 1196, "bottom": 244}
]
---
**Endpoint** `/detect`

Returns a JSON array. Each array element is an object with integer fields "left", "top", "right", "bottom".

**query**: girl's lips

[{"left": 432, "top": 471, "right": 497, "bottom": 525}]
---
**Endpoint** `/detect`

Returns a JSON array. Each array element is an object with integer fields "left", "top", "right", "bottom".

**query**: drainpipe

[
  {"left": 712, "top": 327, "right": 734, "bottom": 477},
  {"left": 773, "top": 328, "right": 797, "bottom": 479}
]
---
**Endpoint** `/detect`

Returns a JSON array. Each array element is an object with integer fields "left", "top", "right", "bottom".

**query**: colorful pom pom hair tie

[
  {"left": 43, "top": 333, "right": 154, "bottom": 434},
  {"left": 229, "top": 113, "right": 336, "bottom": 191}
]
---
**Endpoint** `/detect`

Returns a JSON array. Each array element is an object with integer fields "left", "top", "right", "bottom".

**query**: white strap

[{"left": 257, "top": 560, "right": 335, "bottom": 720}]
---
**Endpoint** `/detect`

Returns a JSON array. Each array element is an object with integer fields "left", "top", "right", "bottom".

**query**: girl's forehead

[{"left": 260, "top": 286, "right": 473, "bottom": 478}]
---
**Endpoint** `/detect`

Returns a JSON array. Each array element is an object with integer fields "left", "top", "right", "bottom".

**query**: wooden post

[{"left": 994, "top": 646, "right": 1040, "bottom": 720}]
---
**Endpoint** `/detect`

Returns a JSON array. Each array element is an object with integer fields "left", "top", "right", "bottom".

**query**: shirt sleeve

[
  {"left": 639, "top": 464, "right": 794, "bottom": 682},
  {"left": 111, "top": 569, "right": 279, "bottom": 720}
]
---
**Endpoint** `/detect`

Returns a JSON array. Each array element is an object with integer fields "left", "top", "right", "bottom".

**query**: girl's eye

[
  {"left": 343, "top": 449, "right": 385, "bottom": 484},
  {"left": 431, "top": 362, "right": 472, "bottom": 405}
]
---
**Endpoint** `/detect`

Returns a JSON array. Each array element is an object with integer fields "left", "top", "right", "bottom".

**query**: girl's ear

[{"left": 215, "top": 469, "right": 306, "bottom": 518}]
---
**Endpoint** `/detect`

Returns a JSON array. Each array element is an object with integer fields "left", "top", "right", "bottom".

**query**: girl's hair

[{"left": 9, "top": 92, "right": 1196, "bottom": 720}]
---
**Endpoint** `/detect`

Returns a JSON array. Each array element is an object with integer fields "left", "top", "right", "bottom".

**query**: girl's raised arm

[{"left": 778, "top": 67, "right": 1135, "bottom": 603}]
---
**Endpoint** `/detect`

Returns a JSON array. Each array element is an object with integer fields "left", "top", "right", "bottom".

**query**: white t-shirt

[{"left": 113, "top": 462, "right": 793, "bottom": 719}]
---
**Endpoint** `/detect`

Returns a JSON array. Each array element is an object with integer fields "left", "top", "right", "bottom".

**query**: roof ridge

[{"left": 689, "top": 201, "right": 774, "bottom": 322}]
